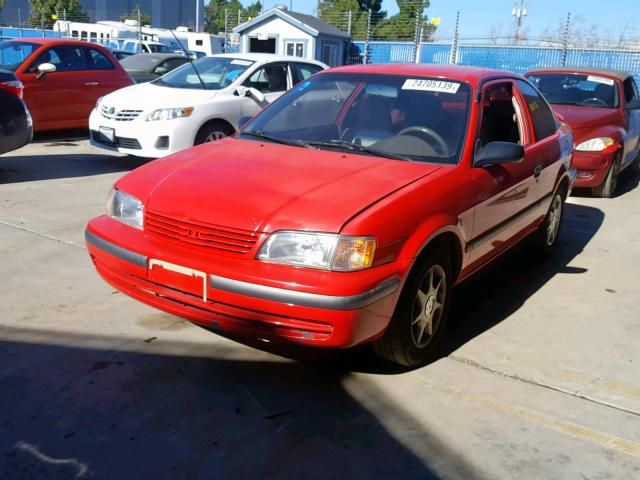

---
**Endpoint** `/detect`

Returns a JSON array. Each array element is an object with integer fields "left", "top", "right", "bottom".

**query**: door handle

[
  {"left": 85, "top": 82, "right": 99, "bottom": 86},
  {"left": 534, "top": 164, "right": 543, "bottom": 178}
]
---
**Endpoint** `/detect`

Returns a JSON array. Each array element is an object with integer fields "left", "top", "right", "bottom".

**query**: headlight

[
  {"left": 257, "top": 231, "right": 376, "bottom": 271},
  {"left": 146, "top": 107, "right": 194, "bottom": 121},
  {"left": 106, "top": 189, "right": 144, "bottom": 230},
  {"left": 575, "top": 137, "right": 615, "bottom": 152},
  {"left": 95, "top": 96, "right": 104, "bottom": 111}
]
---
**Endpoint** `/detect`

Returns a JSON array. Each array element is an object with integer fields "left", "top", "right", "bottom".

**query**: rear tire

[
  {"left": 372, "top": 248, "right": 452, "bottom": 367},
  {"left": 531, "top": 189, "right": 565, "bottom": 256},
  {"left": 194, "top": 121, "right": 235, "bottom": 145},
  {"left": 592, "top": 154, "right": 621, "bottom": 198}
]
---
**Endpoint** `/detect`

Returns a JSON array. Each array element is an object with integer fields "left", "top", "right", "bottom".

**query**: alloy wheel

[
  {"left": 205, "top": 131, "right": 227, "bottom": 142},
  {"left": 411, "top": 264, "right": 447, "bottom": 348},
  {"left": 546, "top": 194, "right": 562, "bottom": 246}
]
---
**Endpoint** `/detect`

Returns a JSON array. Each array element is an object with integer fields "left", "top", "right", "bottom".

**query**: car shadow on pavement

[
  {"left": 440, "top": 201, "right": 604, "bottom": 358},
  {"left": 0, "top": 330, "right": 484, "bottom": 480},
  {"left": 0, "top": 153, "right": 150, "bottom": 184}
]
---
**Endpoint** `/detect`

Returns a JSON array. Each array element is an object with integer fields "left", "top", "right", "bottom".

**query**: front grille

[
  {"left": 91, "top": 130, "right": 142, "bottom": 150},
  {"left": 100, "top": 105, "right": 143, "bottom": 121},
  {"left": 146, "top": 211, "right": 260, "bottom": 255}
]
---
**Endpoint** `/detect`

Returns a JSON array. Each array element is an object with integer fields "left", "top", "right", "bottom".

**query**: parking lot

[{"left": 1, "top": 134, "right": 639, "bottom": 479}]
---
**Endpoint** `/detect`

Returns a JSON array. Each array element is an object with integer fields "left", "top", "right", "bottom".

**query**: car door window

[
  {"left": 623, "top": 78, "right": 638, "bottom": 104},
  {"left": 478, "top": 82, "right": 524, "bottom": 148},
  {"left": 515, "top": 79, "right": 558, "bottom": 141},
  {"left": 162, "top": 58, "right": 189, "bottom": 71},
  {"left": 85, "top": 48, "right": 114, "bottom": 70},
  {"left": 28, "top": 45, "right": 86, "bottom": 73},
  {"left": 244, "top": 63, "right": 288, "bottom": 93},
  {"left": 292, "top": 63, "right": 323, "bottom": 84}
]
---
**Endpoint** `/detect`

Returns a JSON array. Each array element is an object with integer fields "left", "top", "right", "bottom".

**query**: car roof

[
  {"left": 5, "top": 37, "right": 105, "bottom": 48},
  {"left": 212, "top": 53, "right": 326, "bottom": 66},
  {"left": 526, "top": 66, "right": 631, "bottom": 81},
  {"left": 322, "top": 63, "right": 524, "bottom": 87}
]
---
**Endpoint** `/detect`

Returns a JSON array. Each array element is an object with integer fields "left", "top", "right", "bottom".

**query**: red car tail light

[{"left": 0, "top": 80, "right": 24, "bottom": 99}]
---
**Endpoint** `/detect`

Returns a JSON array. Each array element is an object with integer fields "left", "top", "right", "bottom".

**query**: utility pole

[
  {"left": 512, "top": 0, "right": 528, "bottom": 44},
  {"left": 561, "top": 12, "right": 571, "bottom": 66},
  {"left": 449, "top": 11, "right": 460, "bottom": 65},
  {"left": 195, "top": 0, "right": 200, "bottom": 33}
]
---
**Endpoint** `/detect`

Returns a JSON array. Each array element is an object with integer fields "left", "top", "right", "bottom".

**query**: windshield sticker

[
  {"left": 402, "top": 79, "right": 461, "bottom": 94},
  {"left": 231, "top": 59, "right": 252, "bottom": 66},
  {"left": 587, "top": 75, "right": 614, "bottom": 86}
]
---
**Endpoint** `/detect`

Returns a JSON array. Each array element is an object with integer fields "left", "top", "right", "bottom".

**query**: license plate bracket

[
  {"left": 148, "top": 259, "right": 208, "bottom": 302},
  {"left": 99, "top": 126, "right": 115, "bottom": 143}
]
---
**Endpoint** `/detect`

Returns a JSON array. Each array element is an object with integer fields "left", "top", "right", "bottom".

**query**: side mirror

[
  {"left": 37, "top": 62, "right": 56, "bottom": 79},
  {"left": 238, "top": 116, "right": 252, "bottom": 128},
  {"left": 154, "top": 66, "right": 168, "bottom": 75},
  {"left": 474, "top": 141, "right": 524, "bottom": 168},
  {"left": 627, "top": 99, "right": 640, "bottom": 110},
  {"left": 555, "top": 112, "right": 565, "bottom": 122}
]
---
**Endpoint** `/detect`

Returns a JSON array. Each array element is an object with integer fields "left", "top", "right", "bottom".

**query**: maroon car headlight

[
  {"left": 106, "top": 188, "right": 144, "bottom": 230},
  {"left": 257, "top": 231, "right": 376, "bottom": 271},
  {"left": 575, "top": 137, "right": 615, "bottom": 152}
]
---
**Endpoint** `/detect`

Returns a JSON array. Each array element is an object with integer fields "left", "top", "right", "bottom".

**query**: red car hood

[
  {"left": 551, "top": 104, "right": 621, "bottom": 130},
  {"left": 118, "top": 139, "right": 440, "bottom": 233}
]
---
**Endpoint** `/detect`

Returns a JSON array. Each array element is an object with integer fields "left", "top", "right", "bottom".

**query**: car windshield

[
  {"left": 240, "top": 73, "right": 472, "bottom": 164},
  {"left": 0, "top": 41, "right": 39, "bottom": 71},
  {"left": 154, "top": 56, "right": 254, "bottom": 90},
  {"left": 528, "top": 73, "right": 619, "bottom": 108},
  {"left": 147, "top": 43, "right": 173, "bottom": 53}
]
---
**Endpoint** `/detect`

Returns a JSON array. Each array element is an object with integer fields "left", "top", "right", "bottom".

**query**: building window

[{"left": 286, "top": 41, "right": 305, "bottom": 58}]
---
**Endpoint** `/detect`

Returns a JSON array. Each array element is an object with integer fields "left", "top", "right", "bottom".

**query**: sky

[{"left": 239, "top": 0, "right": 639, "bottom": 40}]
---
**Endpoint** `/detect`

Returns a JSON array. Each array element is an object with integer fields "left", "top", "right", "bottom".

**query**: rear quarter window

[{"left": 516, "top": 79, "right": 558, "bottom": 141}]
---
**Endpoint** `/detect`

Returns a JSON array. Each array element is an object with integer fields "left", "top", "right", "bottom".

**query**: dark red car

[
  {"left": 86, "top": 65, "right": 575, "bottom": 366},
  {"left": 0, "top": 38, "right": 133, "bottom": 132},
  {"left": 0, "top": 69, "right": 32, "bottom": 154},
  {"left": 526, "top": 67, "right": 640, "bottom": 197}
]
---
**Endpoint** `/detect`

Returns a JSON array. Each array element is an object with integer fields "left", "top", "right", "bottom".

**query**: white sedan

[{"left": 89, "top": 53, "right": 326, "bottom": 158}]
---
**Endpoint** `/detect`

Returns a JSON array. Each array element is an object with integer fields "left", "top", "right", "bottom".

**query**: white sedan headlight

[
  {"left": 257, "top": 231, "right": 376, "bottom": 271},
  {"left": 107, "top": 189, "right": 144, "bottom": 230},
  {"left": 146, "top": 107, "right": 194, "bottom": 121},
  {"left": 575, "top": 137, "right": 615, "bottom": 152}
]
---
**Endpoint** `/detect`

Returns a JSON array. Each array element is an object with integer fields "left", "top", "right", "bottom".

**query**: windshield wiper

[
  {"left": 304, "top": 140, "right": 411, "bottom": 161},
  {"left": 240, "top": 131, "right": 308, "bottom": 148}
]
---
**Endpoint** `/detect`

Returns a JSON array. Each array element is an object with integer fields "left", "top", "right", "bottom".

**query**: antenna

[{"left": 168, "top": 28, "right": 207, "bottom": 90}]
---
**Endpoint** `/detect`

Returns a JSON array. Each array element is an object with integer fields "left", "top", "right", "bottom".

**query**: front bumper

[
  {"left": 88, "top": 109, "right": 197, "bottom": 158},
  {"left": 571, "top": 149, "right": 617, "bottom": 188},
  {"left": 85, "top": 221, "right": 403, "bottom": 348}
]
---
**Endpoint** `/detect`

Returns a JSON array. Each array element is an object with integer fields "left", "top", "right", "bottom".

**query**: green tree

[
  {"left": 374, "top": 0, "right": 434, "bottom": 40},
  {"left": 319, "top": 0, "right": 382, "bottom": 40},
  {"left": 205, "top": 0, "right": 257, "bottom": 34},
  {"left": 120, "top": 5, "right": 152, "bottom": 26},
  {"left": 29, "top": 0, "right": 89, "bottom": 29}
]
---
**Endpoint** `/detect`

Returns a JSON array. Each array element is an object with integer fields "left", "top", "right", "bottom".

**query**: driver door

[
  {"left": 467, "top": 80, "right": 538, "bottom": 265},
  {"left": 622, "top": 77, "right": 640, "bottom": 168},
  {"left": 240, "top": 62, "right": 291, "bottom": 117}
]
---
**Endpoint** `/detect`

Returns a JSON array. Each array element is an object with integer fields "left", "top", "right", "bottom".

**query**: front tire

[
  {"left": 592, "top": 153, "right": 621, "bottom": 198},
  {"left": 194, "top": 121, "right": 235, "bottom": 145},
  {"left": 372, "top": 248, "right": 452, "bottom": 367}
]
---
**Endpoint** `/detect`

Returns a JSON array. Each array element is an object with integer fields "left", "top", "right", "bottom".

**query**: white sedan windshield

[{"left": 154, "top": 57, "right": 254, "bottom": 90}]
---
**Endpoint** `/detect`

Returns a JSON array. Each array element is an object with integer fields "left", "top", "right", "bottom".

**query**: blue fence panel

[
  {"left": 0, "top": 27, "right": 63, "bottom": 40},
  {"left": 349, "top": 41, "right": 640, "bottom": 79},
  {"left": 456, "top": 46, "right": 564, "bottom": 74}
]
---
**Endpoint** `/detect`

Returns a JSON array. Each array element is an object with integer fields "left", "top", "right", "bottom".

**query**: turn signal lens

[{"left": 332, "top": 237, "right": 376, "bottom": 271}]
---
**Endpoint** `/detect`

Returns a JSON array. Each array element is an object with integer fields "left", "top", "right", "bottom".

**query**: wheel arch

[{"left": 194, "top": 117, "right": 236, "bottom": 145}]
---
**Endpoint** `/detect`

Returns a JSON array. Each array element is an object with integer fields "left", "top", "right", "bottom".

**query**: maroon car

[{"left": 526, "top": 67, "right": 640, "bottom": 197}]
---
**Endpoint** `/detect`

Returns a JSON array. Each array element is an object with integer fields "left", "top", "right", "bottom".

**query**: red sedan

[
  {"left": 0, "top": 38, "right": 133, "bottom": 132},
  {"left": 526, "top": 67, "right": 640, "bottom": 197},
  {"left": 86, "top": 64, "right": 575, "bottom": 366}
]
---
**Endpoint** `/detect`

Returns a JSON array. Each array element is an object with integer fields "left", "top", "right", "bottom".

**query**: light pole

[
  {"left": 512, "top": 0, "right": 528, "bottom": 44},
  {"left": 195, "top": 0, "right": 200, "bottom": 32}
]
